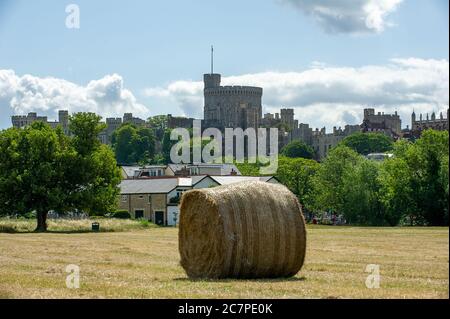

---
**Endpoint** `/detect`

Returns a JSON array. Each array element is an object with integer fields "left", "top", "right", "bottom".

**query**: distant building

[
  {"left": 311, "top": 125, "right": 361, "bottom": 160},
  {"left": 203, "top": 73, "right": 262, "bottom": 130},
  {"left": 11, "top": 110, "right": 145, "bottom": 145},
  {"left": 12, "top": 110, "right": 69, "bottom": 135},
  {"left": 120, "top": 163, "right": 242, "bottom": 179},
  {"left": 100, "top": 113, "right": 146, "bottom": 145},
  {"left": 361, "top": 108, "right": 401, "bottom": 138},
  {"left": 118, "top": 175, "right": 279, "bottom": 226},
  {"left": 411, "top": 109, "right": 449, "bottom": 133},
  {"left": 167, "top": 114, "right": 195, "bottom": 129},
  {"left": 366, "top": 153, "right": 394, "bottom": 161}
]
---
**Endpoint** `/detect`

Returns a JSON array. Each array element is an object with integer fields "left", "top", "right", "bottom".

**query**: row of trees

[
  {"left": 0, "top": 114, "right": 121, "bottom": 231},
  {"left": 239, "top": 130, "right": 448, "bottom": 226}
]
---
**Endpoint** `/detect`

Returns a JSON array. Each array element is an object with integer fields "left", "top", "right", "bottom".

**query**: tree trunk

[{"left": 35, "top": 211, "right": 48, "bottom": 232}]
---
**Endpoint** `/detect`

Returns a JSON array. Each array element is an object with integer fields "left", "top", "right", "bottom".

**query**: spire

[{"left": 211, "top": 45, "right": 214, "bottom": 75}]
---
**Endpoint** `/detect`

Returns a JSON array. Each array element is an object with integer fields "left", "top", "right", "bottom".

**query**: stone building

[
  {"left": 118, "top": 175, "right": 279, "bottom": 226},
  {"left": 12, "top": 110, "right": 145, "bottom": 145},
  {"left": 167, "top": 114, "right": 195, "bottom": 129},
  {"left": 280, "top": 108, "right": 295, "bottom": 130},
  {"left": 311, "top": 125, "right": 361, "bottom": 160},
  {"left": 12, "top": 110, "right": 70, "bottom": 135},
  {"left": 411, "top": 109, "right": 449, "bottom": 133},
  {"left": 99, "top": 113, "right": 147, "bottom": 145},
  {"left": 361, "top": 108, "right": 401, "bottom": 138},
  {"left": 203, "top": 73, "right": 262, "bottom": 130}
]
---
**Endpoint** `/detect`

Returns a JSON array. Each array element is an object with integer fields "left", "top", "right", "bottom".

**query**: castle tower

[
  {"left": 411, "top": 110, "right": 416, "bottom": 130},
  {"left": 58, "top": 110, "right": 70, "bottom": 135},
  {"left": 204, "top": 73, "right": 221, "bottom": 89},
  {"left": 203, "top": 48, "right": 262, "bottom": 130}
]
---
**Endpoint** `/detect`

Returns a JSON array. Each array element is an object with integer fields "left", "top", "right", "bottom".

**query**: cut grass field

[{"left": 0, "top": 220, "right": 448, "bottom": 299}]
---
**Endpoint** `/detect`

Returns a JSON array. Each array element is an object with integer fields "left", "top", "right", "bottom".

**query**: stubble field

[{"left": 0, "top": 221, "right": 448, "bottom": 299}]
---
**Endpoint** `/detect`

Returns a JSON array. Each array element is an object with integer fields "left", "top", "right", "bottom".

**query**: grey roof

[
  {"left": 210, "top": 175, "right": 276, "bottom": 185},
  {"left": 119, "top": 178, "right": 178, "bottom": 194},
  {"left": 119, "top": 175, "right": 277, "bottom": 194},
  {"left": 191, "top": 175, "right": 210, "bottom": 185},
  {"left": 167, "top": 163, "right": 241, "bottom": 175},
  {"left": 121, "top": 166, "right": 142, "bottom": 178}
]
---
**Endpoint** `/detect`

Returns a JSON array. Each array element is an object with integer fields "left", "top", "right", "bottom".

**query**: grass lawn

[{"left": 0, "top": 220, "right": 448, "bottom": 299}]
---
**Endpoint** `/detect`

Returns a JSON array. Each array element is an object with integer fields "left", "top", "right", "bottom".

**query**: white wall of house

[
  {"left": 167, "top": 186, "right": 191, "bottom": 204},
  {"left": 167, "top": 206, "right": 180, "bottom": 226}
]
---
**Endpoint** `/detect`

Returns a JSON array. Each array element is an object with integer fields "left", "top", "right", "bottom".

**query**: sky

[{"left": 0, "top": 0, "right": 448, "bottom": 130}]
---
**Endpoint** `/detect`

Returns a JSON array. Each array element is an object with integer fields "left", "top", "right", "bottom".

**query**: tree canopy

[
  {"left": 112, "top": 124, "right": 155, "bottom": 165},
  {"left": 340, "top": 132, "right": 394, "bottom": 155},
  {"left": 280, "top": 140, "right": 315, "bottom": 159}
]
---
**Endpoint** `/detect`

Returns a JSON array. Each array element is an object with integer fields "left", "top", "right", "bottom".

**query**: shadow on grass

[{"left": 173, "top": 276, "right": 306, "bottom": 283}]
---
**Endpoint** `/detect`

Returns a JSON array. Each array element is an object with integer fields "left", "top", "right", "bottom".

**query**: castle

[
  {"left": 12, "top": 110, "right": 70, "bottom": 135},
  {"left": 411, "top": 109, "right": 449, "bottom": 132},
  {"left": 9, "top": 59, "right": 449, "bottom": 160},
  {"left": 361, "top": 108, "right": 402, "bottom": 137},
  {"left": 12, "top": 110, "right": 146, "bottom": 145},
  {"left": 203, "top": 73, "right": 262, "bottom": 130}
]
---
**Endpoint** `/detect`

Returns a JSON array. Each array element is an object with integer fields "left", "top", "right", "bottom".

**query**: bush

[
  {"left": 139, "top": 219, "right": 151, "bottom": 227},
  {"left": 113, "top": 210, "right": 131, "bottom": 219}
]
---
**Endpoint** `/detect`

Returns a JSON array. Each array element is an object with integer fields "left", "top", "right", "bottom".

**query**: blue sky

[{"left": 0, "top": 0, "right": 448, "bottom": 130}]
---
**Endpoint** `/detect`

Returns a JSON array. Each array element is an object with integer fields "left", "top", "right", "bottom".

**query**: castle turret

[{"left": 203, "top": 73, "right": 221, "bottom": 89}]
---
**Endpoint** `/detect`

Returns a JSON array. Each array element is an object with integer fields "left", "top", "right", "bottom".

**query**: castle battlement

[{"left": 204, "top": 86, "right": 263, "bottom": 96}]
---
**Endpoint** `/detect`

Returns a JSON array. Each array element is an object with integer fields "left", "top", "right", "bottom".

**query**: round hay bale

[{"left": 179, "top": 181, "right": 306, "bottom": 279}]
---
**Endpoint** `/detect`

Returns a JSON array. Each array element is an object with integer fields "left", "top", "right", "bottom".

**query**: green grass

[
  {"left": 0, "top": 218, "right": 157, "bottom": 233},
  {"left": 0, "top": 224, "right": 448, "bottom": 299}
]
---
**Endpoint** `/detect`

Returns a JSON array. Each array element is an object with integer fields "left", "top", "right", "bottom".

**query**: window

[
  {"left": 121, "top": 195, "right": 127, "bottom": 202},
  {"left": 149, "top": 195, "right": 152, "bottom": 204},
  {"left": 139, "top": 195, "right": 144, "bottom": 199}
]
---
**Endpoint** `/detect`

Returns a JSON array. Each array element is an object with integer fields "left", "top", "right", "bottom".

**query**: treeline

[{"left": 238, "top": 130, "right": 449, "bottom": 226}]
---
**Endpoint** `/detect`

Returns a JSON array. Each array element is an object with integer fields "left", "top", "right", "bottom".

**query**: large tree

[
  {"left": 380, "top": 130, "right": 449, "bottom": 225},
  {"left": 311, "top": 145, "right": 363, "bottom": 215},
  {"left": 341, "top": 160, "right": 386, "bottom": 225},
  {"left": 275, "top": 156, "right": 319, "bottom": 210},
  {"left": 0, "top": 123, "right": 68, "bottom": 231},
  {"left": 0, "top": 113, "right": 121, "bottom": 232},
  {"left": 340, "top": 132, "right": 394, "bottom": 155},
  {"left": 67, "top": 113, "right": 121, "bottom": 218}
]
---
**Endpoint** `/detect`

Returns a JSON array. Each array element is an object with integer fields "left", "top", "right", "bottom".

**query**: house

[
  {"left": 120, "top": 163, "right": 241, "bottom": 179},
  {"left": 118, "top": 175, "right": 279, "bottom": 226}
]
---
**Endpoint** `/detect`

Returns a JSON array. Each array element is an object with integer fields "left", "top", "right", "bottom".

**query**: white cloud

[
  {"left": 279, "top": 0, "right": 403, "bottom": 34},
  {"left": 0, "top": 70, "right": 150, "bottom": 127},
  {"left": 143, "top": 58, "right": 449, "bottom": 130}
]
